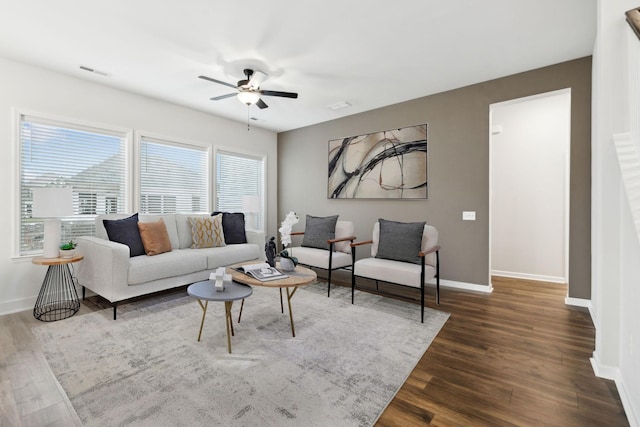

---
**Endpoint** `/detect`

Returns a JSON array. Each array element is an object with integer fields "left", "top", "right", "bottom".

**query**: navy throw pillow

[
  {"left": 212, "top": 212, "right": 247, "bottom": 244},
  {"left": 103, "top": 213, "right": 146, "bottom": 257}
]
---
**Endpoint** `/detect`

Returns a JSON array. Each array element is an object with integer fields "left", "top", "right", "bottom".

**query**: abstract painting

[{"left": 328, "top": 124, "right": 428, "bottom": 199}]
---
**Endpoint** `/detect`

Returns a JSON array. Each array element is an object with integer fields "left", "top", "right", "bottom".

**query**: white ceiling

[{"left": 0, "top": 1, "right": 596, "bottom": 133}]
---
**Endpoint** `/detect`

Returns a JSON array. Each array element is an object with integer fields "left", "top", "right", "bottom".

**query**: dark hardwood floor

[
  {"left": 371, "top": 276, "right": 629, "bottom": 427},
  {"left": 0, "top": 276, "right": 628, "bottom": 426}
]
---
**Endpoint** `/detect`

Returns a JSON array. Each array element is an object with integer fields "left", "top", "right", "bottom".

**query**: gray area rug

[{"left": 32, "top": 283, "right": 449, "bottom": 427}]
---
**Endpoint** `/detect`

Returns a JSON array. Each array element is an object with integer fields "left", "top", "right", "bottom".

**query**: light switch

[{"left": 463, "top": 211, "right": 476, "bottom": 221}]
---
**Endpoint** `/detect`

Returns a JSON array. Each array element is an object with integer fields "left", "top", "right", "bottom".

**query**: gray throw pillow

[
  {"left": 375, "top": 218, "right": 426, "bottom": 264},
  {"left": 301, "top": 215, "right": 339, "bottom": 250}
]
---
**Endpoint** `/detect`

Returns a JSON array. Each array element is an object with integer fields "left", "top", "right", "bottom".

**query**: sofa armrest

[
  {"left": 75, "top": 236, "right": 130, "bottom": 303},
  {"left": 245, "top": 229, "right": 266, "bottom": 260}
]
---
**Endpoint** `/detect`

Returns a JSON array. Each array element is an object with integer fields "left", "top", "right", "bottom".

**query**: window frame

[
  {"left": 134, "top": 131, "right": 212, "bottom": 214},
  {"left": 13, "top": 108, "right": 133, "bottom": 258},
  {"left": 213, "top": 145, "right": 267, "bottom": 231}
]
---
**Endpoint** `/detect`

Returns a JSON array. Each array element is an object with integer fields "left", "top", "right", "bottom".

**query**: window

[
  {"left": 18, "top": 114, "right": 128, "bottom": 255},
  {"left": 216, "top": 150, "right": 265, "bottom": 230},
  {"left": 139, "top": 136, "right": 209, "bottom": 214},
  {"left": 79, "top": 192, "right": 97, "bottom": 214}
]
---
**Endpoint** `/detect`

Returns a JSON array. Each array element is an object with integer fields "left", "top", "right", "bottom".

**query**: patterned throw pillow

[{"left": 188, "top": 214, "right": 225, "bottom": 249}]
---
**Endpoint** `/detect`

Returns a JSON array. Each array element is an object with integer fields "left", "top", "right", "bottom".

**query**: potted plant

[{"left": 59, "top": 240, "right": 77, "bottom": 258}]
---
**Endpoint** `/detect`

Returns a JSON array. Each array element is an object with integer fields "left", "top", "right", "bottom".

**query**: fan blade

[
  {"left": 198, "top": 75, "right": 237, "bottom": 89},
  {"left": 248, "top": 70, "right": 268, "bottom": 89},
  {"left": 256, "top": 98, "right": 269, "bottom": 109},
  {"left": 260, "top": 90, "right": 298, "bottom": 99},
  {"left": 210, "top": 93, "right": 237, "bottom": 101}
]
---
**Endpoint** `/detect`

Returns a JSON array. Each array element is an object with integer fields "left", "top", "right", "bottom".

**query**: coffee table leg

[
  {"left": 225, "top": 301, "right": 233, "bottom": 353},
  {"left": 286, "top": 287, "right": 299, "bottom": 338},
  {"left": 196, "top": 299, "right": 208, "bottom": 342},
  {"left": 280, "top": 288, "right": 284, "bottom": 313},
  {"left": 238, "top": 298, "right": 245, "bottom": 323}
]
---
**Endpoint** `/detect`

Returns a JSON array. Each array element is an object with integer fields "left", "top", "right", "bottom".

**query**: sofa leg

[
  {"left": 82, "top": 286, "right": 85, "bottom": 301},
  {"left": 113, "top": 303, "right": 117, "bottom": 320}
]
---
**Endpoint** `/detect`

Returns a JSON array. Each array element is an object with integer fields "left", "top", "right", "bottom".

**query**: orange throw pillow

[{"left": 138, "top": 218, "right": 172, "bottom": 256}]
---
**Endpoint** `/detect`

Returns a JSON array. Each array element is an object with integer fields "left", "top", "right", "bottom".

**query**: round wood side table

[{"left": 31, "top": 255, "right": 83, "bottom": 322}]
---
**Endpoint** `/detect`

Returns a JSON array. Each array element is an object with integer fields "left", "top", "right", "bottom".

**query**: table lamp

[
  {"left": 32, "top": 187, "right": 73, "bottom": 258},
  {"left": 242, "top": 195, "right": 261, "bottom": 229}
]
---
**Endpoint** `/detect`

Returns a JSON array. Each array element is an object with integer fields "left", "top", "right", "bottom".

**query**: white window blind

[
  {"left": 139, "top": 136, "right": 209, "bottom": 214},
  {"left": 19, "top": 115, "right": 127, "bottom": 255},
  {"left": 216, "top": 150, "right": 265, "bottom": 230}
]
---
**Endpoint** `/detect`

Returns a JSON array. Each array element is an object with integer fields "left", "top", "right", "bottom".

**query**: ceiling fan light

[{"left": 237, "top": 91, "right": 260, "bottom": 105}]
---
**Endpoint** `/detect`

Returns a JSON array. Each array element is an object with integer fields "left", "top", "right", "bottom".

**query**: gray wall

[{"left": 278, "top": 57, "right": 591, "bottom": 298}]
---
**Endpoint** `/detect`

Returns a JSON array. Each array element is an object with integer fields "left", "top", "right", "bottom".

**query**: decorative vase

[{"left": 280, "top": 257, "right": 296, "bottom": 272}]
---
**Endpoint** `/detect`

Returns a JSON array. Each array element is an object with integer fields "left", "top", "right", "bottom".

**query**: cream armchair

[
  {"left": 350, "top": 219, "right": 440, "bottom": 322},
  {"left": 290, "top": 218, "right": 356, "bottom": 297}
]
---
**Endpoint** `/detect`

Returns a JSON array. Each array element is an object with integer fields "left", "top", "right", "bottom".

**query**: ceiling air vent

[{"left": 79, "top": 65, "right": 110, "bottom": 77}]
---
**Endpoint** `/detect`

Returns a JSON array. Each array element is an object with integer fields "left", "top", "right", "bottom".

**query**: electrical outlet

[{"left": 463, "top": 211, "right": 476, "bottom": 221}]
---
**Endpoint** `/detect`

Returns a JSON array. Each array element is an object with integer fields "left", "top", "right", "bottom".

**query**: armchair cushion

[
  {"left": 103, "top": 213, "right": 146, "bottom": 257},
  {"left": 374, "top": 218, "right": 426, "bottom": 264},
  {"left": 301, "top": 214, "right": 339, "bottom": 250}
]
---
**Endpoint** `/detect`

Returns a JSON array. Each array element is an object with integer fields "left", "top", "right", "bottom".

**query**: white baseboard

[
  {"left": 491, "top": 270, "right": 566, "bottom": 284},
  {"left": 430, "top": 279, "right": 493, "bottom": 293},
  {"left": 591, "top": 352, "right": 639, "bottom": 427},
  {"left": 616, "top": 377, "right": 640, "bottom": 427},
  {"left": 0, "top": 284, "right": 84, "bottom": 317},
  {"left": 565, "top": 297, "right": 591, "bottom": 308},
  {"left": 0, "top": 296, "right": 36, "bottom": 316}
]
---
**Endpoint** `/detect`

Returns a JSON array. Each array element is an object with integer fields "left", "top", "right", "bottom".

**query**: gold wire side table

[{"left": 32, "top": 255, "right": 83, "bottom": 322}]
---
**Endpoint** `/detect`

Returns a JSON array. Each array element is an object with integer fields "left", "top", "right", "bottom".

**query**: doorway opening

[{"left": 489, "top": 89, "right": 571, "bottom": 285}]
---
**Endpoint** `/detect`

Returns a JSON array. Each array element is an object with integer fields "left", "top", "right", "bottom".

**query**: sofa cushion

[
  {"left": 196, "top": 244, "right": 261, "bottom": 270},
  {"left": 188, "top": 214, "right": 225, "bottom": 249},
  {"left": 212, "top": 211, "right": 247, "bottom": 244},
  {"left": 128, "top": 250, "right": 208, "bottom": 285},
  {"left": 138, "top": 218, "right": 172, "bottom": 256},
  {"left": 175, "top": 213, "right": 208, "bottom": 249},
  {"left": 301, "top": 214, "right": 338, "bottom": 250},
  {"left": 375, "top": 218, "right": 426, "bottom": 264},
  {"left": 103, "top": 213, "right": 146, "bottom": 257}
]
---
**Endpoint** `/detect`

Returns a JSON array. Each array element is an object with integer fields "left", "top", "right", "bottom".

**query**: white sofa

[{"left": 75, "top": 213, "right": 264, "bottom": 319}]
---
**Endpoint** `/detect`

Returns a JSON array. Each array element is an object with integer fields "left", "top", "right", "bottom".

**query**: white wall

[
  {"left": 593, "top": 0, "right": 640, "bottom": 424},
  {"left": 490, "top": 91, "right": 570, "bottom": 283},
  {"left": 0, "top": 56, "right": 277, "bottom": 315}
]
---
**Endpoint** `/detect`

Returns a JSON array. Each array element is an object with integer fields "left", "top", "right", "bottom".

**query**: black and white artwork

[{"left": 327, "top": 124, "right": 428, "bottom": 199}]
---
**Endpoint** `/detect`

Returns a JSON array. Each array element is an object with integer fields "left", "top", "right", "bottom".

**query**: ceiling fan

[{"left": 198, "top": 69, "right": 298, "bottom": 109}]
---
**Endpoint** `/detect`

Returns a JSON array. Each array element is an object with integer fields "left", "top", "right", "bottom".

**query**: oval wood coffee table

[{"left": 229, "top": 262, "right": 317, "bottom": 337}]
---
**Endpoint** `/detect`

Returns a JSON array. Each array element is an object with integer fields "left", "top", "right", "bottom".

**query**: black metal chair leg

[
  {"left": 436, "top": 250, "right": 440, "bottom": 305},
  {"left": 327, "top": 269, "right": 332, "bottom": 297}
]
